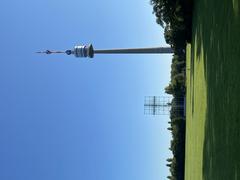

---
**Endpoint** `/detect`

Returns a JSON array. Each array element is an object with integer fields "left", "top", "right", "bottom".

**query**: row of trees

[
  {"left": 151, "top": 0, "right": 192, "bottom": 47},
  {"left": 164, "top": 55, "right": 186, "bottom": 180},
  {"left": 151, "top": 0, "right": 193, "bottom": 179},
  {"left": 164, "top": 59, "right": 186, "bottom": 180},
  {"left": 166, "top": 116, "right": 186, "bottom": 180}
]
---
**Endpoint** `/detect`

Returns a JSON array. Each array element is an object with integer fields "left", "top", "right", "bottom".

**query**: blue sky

[{"left": 0, "top": 0, "right": 172, "bottom": 179}]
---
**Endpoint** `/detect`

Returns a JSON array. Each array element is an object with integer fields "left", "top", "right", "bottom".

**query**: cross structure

[
  {"left": 144, "top": 96, "right": 186, "bottom": 116},
  {"left": 37, "top": 44, "right": 173, "bottom": 58},
  {"left": 144, "top": 96, "right": 171, "bottom": 115}
]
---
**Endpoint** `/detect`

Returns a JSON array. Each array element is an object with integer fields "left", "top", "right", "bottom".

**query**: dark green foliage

[
  {"left": 150, "top": 1, "right": 192, "bottom": 179},
  {"left": 151, "top": 0, "right": 193, "bottom": 44},
  {"left": 167, "top": 116, "right": 186, "bottom": 180},
  {"left": 165, "top": 65, "right": 186, "bottom": 180},
  {"left": 167, "top": 163, "right": 171, "bottom": 167},
  {"left": 166, "top": 54, "right": 186, "bottom": 97},
  {"left": 167, "top": 127, "right": 173, "bottom": 131}
]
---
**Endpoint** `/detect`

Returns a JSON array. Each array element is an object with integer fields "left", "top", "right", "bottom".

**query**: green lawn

[{"left": 185, "top": 0, "right": 240, "bottom": 179}]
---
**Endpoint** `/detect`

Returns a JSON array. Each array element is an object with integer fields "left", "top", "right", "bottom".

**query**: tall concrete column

[
  {"left": 94, "top": 47, "right": 173, "bottom": 54},
  {"left": 73, "top": 44, "right": 173, "bottom": 58}
]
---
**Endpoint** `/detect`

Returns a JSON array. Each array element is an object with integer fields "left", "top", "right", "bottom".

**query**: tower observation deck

[{"left": 37, "top": 44, "right": 173, "bottom": 58}]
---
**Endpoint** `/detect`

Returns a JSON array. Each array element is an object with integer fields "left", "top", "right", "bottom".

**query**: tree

[
  {"left": 165, "top": 84, "right": 174, "bottom": 95},
  {"left": 166, "top": 163, "right": 171, "bottom": 167},
  {"left": 167, "top": 127, "right": 173, "bottom": 131}
]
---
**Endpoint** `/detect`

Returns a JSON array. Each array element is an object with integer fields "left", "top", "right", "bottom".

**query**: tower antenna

[{"left": 36, "top": 50, "right": 66, "bottom": 54}]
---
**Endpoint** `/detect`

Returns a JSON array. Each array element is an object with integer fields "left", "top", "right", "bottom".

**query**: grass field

[{"left": 185, "top": 0, "right": 240, "bottom": 179}]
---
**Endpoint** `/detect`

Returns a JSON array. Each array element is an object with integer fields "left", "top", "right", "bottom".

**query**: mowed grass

[{"left": 185, "top": 0, "right": 240, "bottom": 180}]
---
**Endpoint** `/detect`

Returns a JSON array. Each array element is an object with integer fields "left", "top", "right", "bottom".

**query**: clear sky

[{"left": 0, "top": 0, "right": 172, "bottom": 179}]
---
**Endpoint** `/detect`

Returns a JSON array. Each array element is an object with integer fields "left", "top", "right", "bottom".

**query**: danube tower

[{"left": 37, "top": 44, "right": 173, "bottom": 58}]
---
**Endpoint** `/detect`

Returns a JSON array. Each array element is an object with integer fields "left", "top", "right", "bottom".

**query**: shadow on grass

[{"left": 192, "top": 0, "right": 240, "bottom": 179}]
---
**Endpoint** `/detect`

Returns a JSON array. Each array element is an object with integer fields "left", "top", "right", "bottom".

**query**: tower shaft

[{"left": 94, "top": 47, "right": 173, "bottom": 54}]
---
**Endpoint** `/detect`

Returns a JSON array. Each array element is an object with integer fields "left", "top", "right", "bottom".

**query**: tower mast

[{"left": 37, "top": 44, "right": 173, "bottom": 58}]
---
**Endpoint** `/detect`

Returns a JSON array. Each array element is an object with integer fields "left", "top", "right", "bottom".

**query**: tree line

[{"left": 151, "top": 0, "right": 192, "bottom": 179}]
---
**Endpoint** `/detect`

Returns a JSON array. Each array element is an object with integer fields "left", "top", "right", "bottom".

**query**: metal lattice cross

[{"left": 144, "top": 96, "right": 171, "bottom": 115}]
